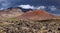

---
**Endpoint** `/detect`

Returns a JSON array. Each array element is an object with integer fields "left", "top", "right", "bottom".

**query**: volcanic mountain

[
  {"left": 0, "top": 7, "right": 24, "bottom": 18},
  {"left": 17, "top": 10, "right": 56, "bottom": 21}
]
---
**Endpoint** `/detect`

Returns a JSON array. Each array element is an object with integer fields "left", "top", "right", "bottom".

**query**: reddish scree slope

[{"left": 17, "top": 10, "right": 55, "bottom": 20}]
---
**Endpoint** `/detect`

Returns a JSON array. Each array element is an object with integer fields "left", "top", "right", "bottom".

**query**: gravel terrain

[{"left": 0, "top": 19, "right": 60, "bottom": 33}]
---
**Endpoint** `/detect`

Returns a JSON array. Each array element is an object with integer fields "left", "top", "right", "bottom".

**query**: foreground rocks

[{"left": 0, "top": 19, "right": 60, "bottom": 33}]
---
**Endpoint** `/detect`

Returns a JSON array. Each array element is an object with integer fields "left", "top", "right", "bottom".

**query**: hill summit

[{"left": 17, "top": 10, "right": 55, "bottom": 21}]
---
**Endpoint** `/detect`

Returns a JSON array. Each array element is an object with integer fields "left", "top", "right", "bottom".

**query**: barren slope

[
  {"left": 0, "top": 7, "right": 24, "bottom": 18},
  {"left": 17, "top": 10, "right": 55, "bottom": 21}
]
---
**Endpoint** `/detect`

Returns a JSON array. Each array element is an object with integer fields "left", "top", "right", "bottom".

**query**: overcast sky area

[{"left": 0, "top": 0, "right": 60, "bottom": 16}]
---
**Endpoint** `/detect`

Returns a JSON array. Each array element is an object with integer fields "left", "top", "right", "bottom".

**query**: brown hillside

[
  {"left": 0, "top": 8, "right": 24, "bottom": 18},
  {"left": 17, "top": 10, "right": 56, "bottom": 21}
]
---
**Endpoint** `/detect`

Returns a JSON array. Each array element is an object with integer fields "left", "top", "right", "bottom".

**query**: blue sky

[{"left": 0, "top": 0, "right": 60, "bottom": 16}]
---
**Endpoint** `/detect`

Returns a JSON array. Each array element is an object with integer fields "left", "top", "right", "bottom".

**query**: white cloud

[
  {"left": 0, "top": 8, "right": 4, "bottom": 10},
  {"left": 0, "top": 0, "right": 19, "bottom": 10},
  {"left": 37, "top": 6, "right": 46, "bottom": 10},
  {"left": 1, "top": 0, "right": 11, "bottom": 7},
  {"left": 49, "top": 6, "right": 57, "bottom": 11},
  {"left": 0, "top": 0, "right": 11, "bottom": 9},
  {"left": 18, "top": 4, "right": 46, "bottom": 10},
  {"left": 18, "top": 4, "right": 35, "bottom": 9},
  {"left": 0, "top": 0, "right": 6, "bottom": 2},
  {"left": 1, "top": 2, "right": 10, "bottom": 7}
]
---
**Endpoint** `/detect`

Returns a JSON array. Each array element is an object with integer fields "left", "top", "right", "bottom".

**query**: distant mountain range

[
  {"left": 0, "top": 7, "right": 24, "bottom": 18},
  {"left": 0, "top": 7, "right": 59, "bottom": 21}
]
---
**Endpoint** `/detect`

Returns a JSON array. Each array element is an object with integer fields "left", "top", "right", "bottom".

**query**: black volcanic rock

[{"left": 7, "top": 7, "right": 33, "bottom": 12}]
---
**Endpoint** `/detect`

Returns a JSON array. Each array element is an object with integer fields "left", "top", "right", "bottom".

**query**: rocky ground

[
  {"left": 0, "top": 18, "right": 60, "bottom": 33},
  {"left": 0, "top": 7, "right": 59, "bottom": 33}
]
